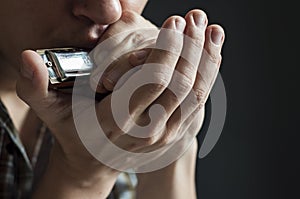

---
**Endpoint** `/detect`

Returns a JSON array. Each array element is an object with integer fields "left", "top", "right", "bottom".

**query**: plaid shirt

[{"left": 0, "top": 100, "right": 136, "bottom": 199}]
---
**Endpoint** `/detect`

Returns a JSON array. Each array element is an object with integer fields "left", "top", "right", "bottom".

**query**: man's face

[{"left": 0, "top": 0, "right": 148, "bottom": 72}]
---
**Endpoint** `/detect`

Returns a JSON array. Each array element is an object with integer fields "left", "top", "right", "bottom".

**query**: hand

[
  {"left": 15, "top": 11, "right": 158, "bottom": 199},
  {"left": 16, "top": 9, "right": 224, "bottom": 198},
  {"left": 17, "top": 50, "right": 119, "bottom": 199},
  {"left": 82, "top": 9, "right": 224, "bottom": 171},
  {"left": 89, "top": 11, "right": 157, "bottom": 93}
]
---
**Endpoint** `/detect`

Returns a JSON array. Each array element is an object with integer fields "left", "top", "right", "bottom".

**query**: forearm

[
  {"left": 136, "top": 139, "right": 198, "bottom": 199},
  {"left": 33, "top": 145, "right": 120, "bottom": 199}
]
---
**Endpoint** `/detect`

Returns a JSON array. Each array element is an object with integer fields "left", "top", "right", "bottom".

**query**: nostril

[{"left": 72, "top": 0, "right": 122, "bottom": 25}]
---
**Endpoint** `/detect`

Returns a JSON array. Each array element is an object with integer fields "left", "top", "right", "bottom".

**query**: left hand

[
  {"left": 88, "top": 9, "right": 224, "bottom": 170},
  {"left": 89, "top": 10, "right": 157, "bottom": 93}
]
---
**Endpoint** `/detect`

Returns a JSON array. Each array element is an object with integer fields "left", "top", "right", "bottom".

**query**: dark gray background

[{"left": 143, "top": 1, "right": 279, "bottom": 199}]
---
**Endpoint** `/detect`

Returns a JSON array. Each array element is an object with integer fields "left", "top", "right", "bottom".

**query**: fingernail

[
  {"left": 192, "top": 12, "right": 206, "bottom": 27},
  {"left": 21, "top": 62, "right": 33, "bottom": 80},
  {"left": 174, "top": 18, "right": 186, "bottom": 31},
  {"left": 133, "top": 50, "right": 148, "bottom": 61},
  {"left": 211, "top": 28, "right": 223, "bottom": 45}
]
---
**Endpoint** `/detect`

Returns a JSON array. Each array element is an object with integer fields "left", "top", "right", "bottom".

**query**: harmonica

[{"left": 37, "top": 48, "right": 93, "bottom": 89}]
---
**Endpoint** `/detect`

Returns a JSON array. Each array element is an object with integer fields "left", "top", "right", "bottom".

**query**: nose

[{"left": 73, "top": 0, "right": 122, "bottom": 25}]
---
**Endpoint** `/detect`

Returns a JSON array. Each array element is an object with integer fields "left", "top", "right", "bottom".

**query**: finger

[
  {"left": 89, "top": 28, "right": 157, "bottom": 93},
  {"left": 142, "top": 10, "right": 207, "bottom": 135},
  {"left": 97, "top": 11, "right": 157, "bottom": 43},
  {"left": 111, "top": 109, "right": 203, "bottom": 169},
  {"left": 132, "top": 106, "right": 205, "bottom": 154},
  {"left": 97, "top": 16, "right": 186, "bottom": 137},
  {"left": 16, "top": 50, "right": 74, "bottom": 134},
  {"left": 122, "top": 10, "right": 207, "bottom": 144},
  {"left": 93, "top": 100, "right": 204, "bottom": 170},
  {"left": 193, "top": 24, "right": 225, "bottom": 108},
  {"left": 122, "top": 16, "right": 186, "bottom": 117},
  {"left": 89, "top": 10, "right": 158, "bottom": 83},
  {"left": 101, "top": 11, "right": 206, "bottom": 145},
  {"left": 91, "top": 49, "right": 151, "bottom": 93},
  {"left": 164, "top": 24, "right": 225, "bottom": 139},
  {"left": 102, "top": 48, "right": 151, "bottom": 92},
  {"left": 16, "top": 50, "right": 49, "bottom": 111}
]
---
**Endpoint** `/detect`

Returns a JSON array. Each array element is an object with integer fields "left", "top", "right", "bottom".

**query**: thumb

[{"left": 16, "top": 50, "right": 49, "bottom": 112}]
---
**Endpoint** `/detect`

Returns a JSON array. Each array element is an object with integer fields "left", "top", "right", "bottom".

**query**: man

[{"left": 0, "top": 0, "right": 225, "bottom": 198}]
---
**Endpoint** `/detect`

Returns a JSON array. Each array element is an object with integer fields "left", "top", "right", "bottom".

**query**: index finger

[{"left": 112, "top": 16, "right": 186, "bottom": 119}]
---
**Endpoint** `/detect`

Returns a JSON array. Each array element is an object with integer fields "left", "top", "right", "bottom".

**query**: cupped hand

[
  {"left": 16, "top": 8, "right": 224, "bottom": 181},
  {"left": 83, "top": 10, "right": 224, "bottom": 171}
]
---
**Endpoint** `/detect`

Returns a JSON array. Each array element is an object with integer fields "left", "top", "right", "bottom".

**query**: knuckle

[
  {"left": 157, "top": 137, "right": 169, "bottom": 147},
  {"left": 133, "top": 32, "right": 144, "bottom": 43},
  {"left": 121, "top": 10, "right": 140, "bottom": 24},
  {"left": 206, "top": 52, "right": 222, "bottom": 65},
  {"left": 165, "top": 88, "right": 180, "bottom": 105},
  {"left": 218, "top": 55, "right": 223, "bottom": 67},
  {"left": 188, "top": 35, "right": 205, "bottom": 49},
  {"left": 102, "top": 76, "right": 115, "bottom": 91},
  {"left": 128, "top": 31, "right": 145, "bottom": 47},
  {"left": 138, "top": 126, "right": 168, "bottom": 147},
  {"left": 162, "top": 49, "right": 180, "bottom": 60},
  {"left": 127, "top": 142, "right": 138, "bottom": 151},
  {"left": 191, "top": 87, "right": 207, "bottom": 108},
  {"left": 157, "top": 131, "right": 177, "bottom": 147},
  {"left": 142, "top": 137, "right": 156, "bottom": 146},
  {"left": 121, "top": 11, "right": 157, "bottom": 30},
  {"left": 177, "top": 80, "right": 194, "bottom": 96},
  {"left": 173, "top": 70, "right": 195, "bottom": 92},
  {"left": 157, "top": 31, "right": 184, "bottom": 54},
  {"left": 159, "top": 38, "right": 183, "bottom": 56},
  {"left": 149, "top": 83, "right": 167, "bottom": 95},
  {"left": 156, "top": 125, "right": 179, "bottom": 147},
  {"left": 148, "top": 71, "right": 172, "bottom": 93}
]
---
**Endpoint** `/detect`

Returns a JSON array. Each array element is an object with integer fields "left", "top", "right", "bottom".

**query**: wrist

[{"left": 136, "top": 139, "right": 198, "bottom": 199}]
